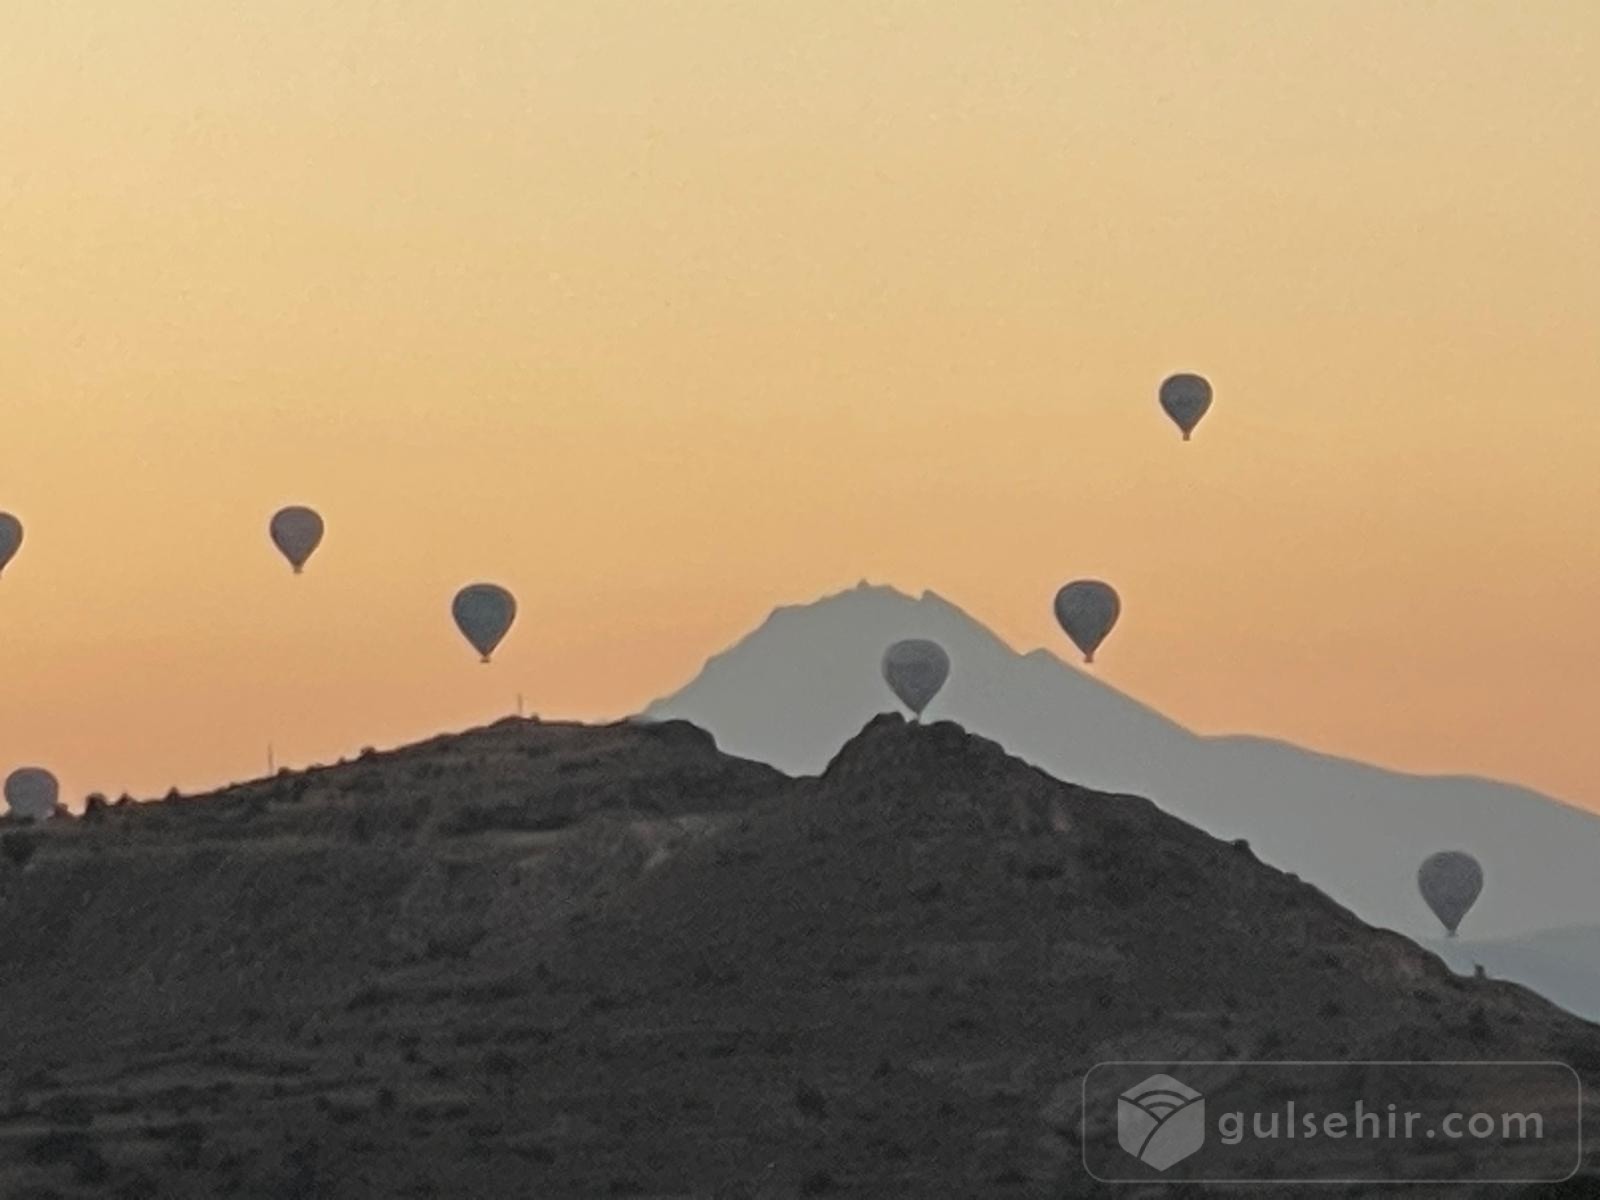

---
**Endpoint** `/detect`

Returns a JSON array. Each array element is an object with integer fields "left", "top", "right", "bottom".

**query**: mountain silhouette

[
  {"left": 0, "top": 714, "right": 1596, "bottom": 1196},
  {"left": 645, "top": 582, "right": 1600, "bottom": 943}
]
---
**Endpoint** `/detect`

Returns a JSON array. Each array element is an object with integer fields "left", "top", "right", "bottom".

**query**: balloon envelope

[
  {"left": 0, "top": 512, "right": 23, "bottom": 577},
  {"left": 4, "top": 768, "right": 58, "bottom": 821},
  {"left": 881, "top": 639, "right": 950, "bottom": 718},
  {"left": 1054, "top": 580, "right": 1121, "bottom": 664},
  {"left": 1159, "top": 373, "right": 1213, "bottom": 441},
  {"left": 269, "top": 506, "right": 325, "bottom": 574},
  {"left": 1417, "top": 851, "right": 1483, "bottom": 936},
  {"left": 453, "top": 583, "right": 517, "bottom": 662}
]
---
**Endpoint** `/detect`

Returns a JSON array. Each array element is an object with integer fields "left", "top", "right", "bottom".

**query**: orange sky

[{"left": 2, "top": 2, "right": 1597, "bottom": 808}]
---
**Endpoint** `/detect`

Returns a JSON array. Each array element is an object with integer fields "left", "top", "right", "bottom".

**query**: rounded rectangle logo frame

[{"left": 1081, "top": 1060, "right": 1582, "bottom": 1185}]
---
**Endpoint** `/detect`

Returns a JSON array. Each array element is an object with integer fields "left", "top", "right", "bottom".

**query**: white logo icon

[{"left": 1117, "top": 1074, "right": 1206, "bottom": 1170}]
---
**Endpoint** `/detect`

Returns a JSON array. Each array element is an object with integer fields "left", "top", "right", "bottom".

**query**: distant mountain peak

[
  {"left": 848, "top": 577, "right": 905, "bottom": 597},
  {"left": 645, "top": 585, "right": 1600, "bottom": 942},
  {"left": 806, "top": 578, "right": 970, "bottom": 612},
  {"left": 812, "top": 577, "right": 914, "bottom": 602}
]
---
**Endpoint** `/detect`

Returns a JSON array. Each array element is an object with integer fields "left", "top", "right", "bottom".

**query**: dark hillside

[{"left": 0, "top": 715, "right": 1592, "bottom": 1197}]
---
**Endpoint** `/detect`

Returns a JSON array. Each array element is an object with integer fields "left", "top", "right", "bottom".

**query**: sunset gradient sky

[{"left": 3, "top": 2, "right": 1597, "bottom": 807}]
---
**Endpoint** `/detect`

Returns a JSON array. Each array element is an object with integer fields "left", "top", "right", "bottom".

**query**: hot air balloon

[
  {"left": 1417, "top": 851, "right": 1483, "bottom": 938},
  {"left": 0, "top": 512, "right": 23, "bottom": 578},
  {"left": 881, "top": 639, "right": 950, "bottom": 720},
  {"left": 1159, "top": 373, "right": 1212, "bottom": 441},
  {"left": 1054, "top": 581, "right": 1121, "bottom": 664},
  {"left": 453, "top": 583, "right": 517, "bottom": 663},
  {"left": 4, "top": 768, "right": 58, "bottom": 821},
  {"left": 269, "top": 506, "right": 324, "bottom": 574}
]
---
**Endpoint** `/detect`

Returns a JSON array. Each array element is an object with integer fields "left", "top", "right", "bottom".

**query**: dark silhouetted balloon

[
  {"left": 269, "top": 506, "right": 325, "bottom": 574},
  {"left": 1159, "top": 373, "right": 1213, "bottom": 441},
  {"left": 1054, "top": 581, "right": 1121, "bottom": 664},
  {"left": 4, "top": 768, "right": 58, "bottom": 821},
  {"left": 453, "top": 583, "right": 517, "bottom": 663},
  {"left": 881, "top": 639, "right": 950, "bottom": 719},
  {"left": 1417, "top": 851, "right": 1483, "bottom": 937},
  {"left": 0, "top": 513, "right": 23, "bottom": 578}
]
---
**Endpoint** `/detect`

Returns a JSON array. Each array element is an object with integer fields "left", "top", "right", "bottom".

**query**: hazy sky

[{"left": 3, "top": 2, "right": 1597, "bottom": 808}]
